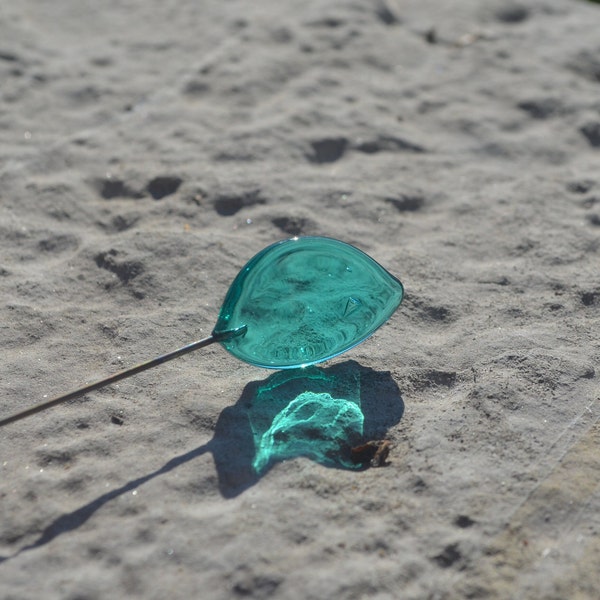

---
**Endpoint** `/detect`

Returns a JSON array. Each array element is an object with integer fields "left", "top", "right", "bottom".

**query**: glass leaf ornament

[
  {"left": 0, "top": 237, "right": 403, "bottom": 427},
  {"left": 213, "top": 237, "right": 404, "bottom": 368}
]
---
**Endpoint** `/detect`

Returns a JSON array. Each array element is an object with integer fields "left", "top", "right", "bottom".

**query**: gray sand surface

[{"left": 1, "top": 1, "right": 599, "bottom": 598}]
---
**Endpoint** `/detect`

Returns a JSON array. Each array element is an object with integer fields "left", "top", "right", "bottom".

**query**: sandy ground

[{"left": 1, "top": 1, "right": 599, "bottom": 598}]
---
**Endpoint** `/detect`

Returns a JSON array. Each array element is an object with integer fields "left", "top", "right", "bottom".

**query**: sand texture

[{"left": 1, "top": 1, "right": 599, "bottom": 598}]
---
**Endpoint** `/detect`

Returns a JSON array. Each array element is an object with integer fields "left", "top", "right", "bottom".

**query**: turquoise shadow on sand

[
  {"left": 0, "top": 361, "right": 403, "bottom": 560},
  {"left": 211, "top": 361, "right": 404, "bottom": 496},
  {"left": 249, "top": 366, "right": 364, "bottom": 473}
]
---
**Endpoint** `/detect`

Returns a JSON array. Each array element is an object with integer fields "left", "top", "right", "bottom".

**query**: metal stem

[{"left": 0, "top": 326, "right": 246, "bottom": 428}]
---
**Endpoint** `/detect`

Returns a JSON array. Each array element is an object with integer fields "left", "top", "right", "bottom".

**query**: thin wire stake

[{"left": 0, "top": 326, "right": 246, "bottom": 428}]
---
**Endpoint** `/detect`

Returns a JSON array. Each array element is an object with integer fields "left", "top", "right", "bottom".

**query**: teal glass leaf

[{"left": 213, "top": 237, "right": 404, "bottom": 368}]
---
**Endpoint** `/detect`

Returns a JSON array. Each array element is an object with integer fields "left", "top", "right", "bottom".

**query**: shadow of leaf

[
  {"left": 212, "top": 360, "right": 403, "bottom": 497},
  {"left": 1, "top": 361, "right": 403, "bottom": 561}
]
